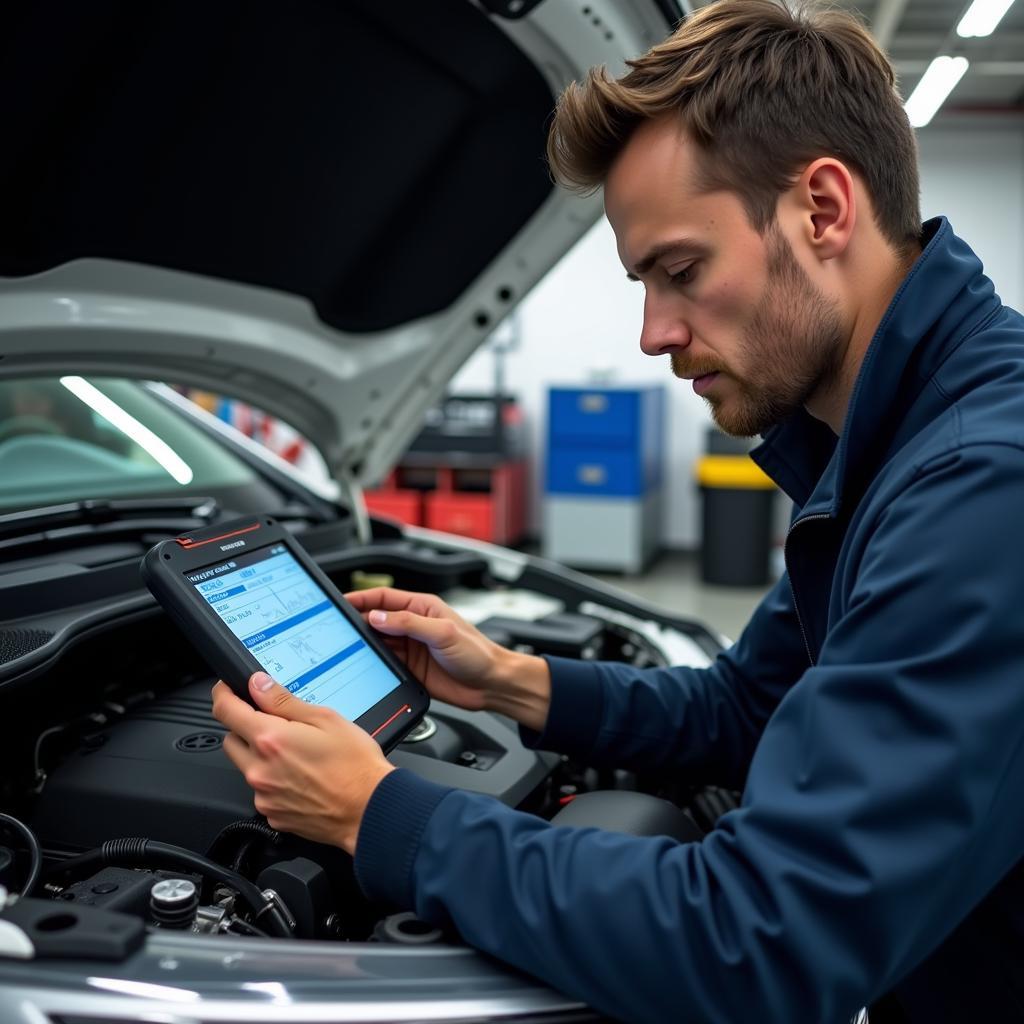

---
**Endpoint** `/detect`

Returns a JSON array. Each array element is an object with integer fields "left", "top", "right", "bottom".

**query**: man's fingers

[
  {"left": 211, "top": 680, "right": 262, "bottom": 740},
  {"left": 344, "top": 586, "right": 411, "bottom": 610},
  {"left": 365, "top": 608, "right": 456, "bottom": 650},
  {"left": 345, "top": 587, "right": 440, "bottom": 614},
  {"left": 222, "top": 731, "right": 256, "bottom": 774},
  {"left": 248, "top": 671, "right": 330, "bottom": 725}
]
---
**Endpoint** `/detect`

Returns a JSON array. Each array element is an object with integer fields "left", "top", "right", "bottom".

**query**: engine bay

[{"left": 0, "top": 533, "right": 729, "bottom": 956}]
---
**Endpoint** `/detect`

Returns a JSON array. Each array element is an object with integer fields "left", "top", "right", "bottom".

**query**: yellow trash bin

[{"left": 695, "top": 455, "right": 776, "bottom": 586}]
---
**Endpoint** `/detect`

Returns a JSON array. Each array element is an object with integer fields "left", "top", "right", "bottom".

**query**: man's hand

[
  {"left": 345, "top": 587, "right": 552, "bottom": 732},
  {"left": 211, "top": 673, "right": 395, "bottom": 855},
  {"left": 345, "top": 587, "right": 505, "bottom": 710}
]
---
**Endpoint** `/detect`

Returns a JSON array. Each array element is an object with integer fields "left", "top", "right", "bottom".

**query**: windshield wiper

[{"left": 0, "top": 497, "right": 220, "bottom": 542}]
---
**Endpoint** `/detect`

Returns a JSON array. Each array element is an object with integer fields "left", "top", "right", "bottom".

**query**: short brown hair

[{"left": 547, "top": 0, "right": 921, "bottom": 253}]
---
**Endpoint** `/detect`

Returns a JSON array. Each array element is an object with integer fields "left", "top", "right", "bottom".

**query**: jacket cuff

[
  {"left": 354, "top": 767, "right": 454, "bottom": 908},
  {"left": 518, "top": 655, "right": 605, "bottom": 759}
]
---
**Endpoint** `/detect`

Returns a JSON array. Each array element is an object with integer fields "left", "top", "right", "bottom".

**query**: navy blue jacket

[{"left": 356, "top": 219, "right": 1024, "bottom": 1023}]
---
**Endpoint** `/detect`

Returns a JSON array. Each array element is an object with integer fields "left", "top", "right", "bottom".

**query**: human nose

[{"left": 639, "top": 291, "right": 691, "bottom": 357}]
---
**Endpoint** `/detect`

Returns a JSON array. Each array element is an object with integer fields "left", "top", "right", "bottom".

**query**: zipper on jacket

[{"left": 784, "top": 512, "right": 832, "bottom": 667}]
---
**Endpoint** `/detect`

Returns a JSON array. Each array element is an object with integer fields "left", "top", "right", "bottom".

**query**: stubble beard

[{"left": 673, "top": 228, "right": 845, "bottom": 438}]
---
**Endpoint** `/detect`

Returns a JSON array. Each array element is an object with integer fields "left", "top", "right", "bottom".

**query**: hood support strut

[{"left": 334, "top": 466, "right": 371, "bottom": 546}]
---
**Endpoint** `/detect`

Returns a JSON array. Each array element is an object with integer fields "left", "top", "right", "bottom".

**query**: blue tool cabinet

[{"left": 542, "top": 385, "right": 664, "bottom": 572}]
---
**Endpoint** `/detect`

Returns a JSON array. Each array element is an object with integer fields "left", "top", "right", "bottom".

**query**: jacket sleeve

[
  {"left": 356, "top": 444, "right": 1024, "bottom": 1023},
  {"left": 522, "top": 570, "right": 809, "bottom": 789}
]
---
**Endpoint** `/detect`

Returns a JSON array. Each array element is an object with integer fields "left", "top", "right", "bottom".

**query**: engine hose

[
  {"left": 230, "top": 837, "right": 256, "bottom": 874},
  {"left": 46, "top": 838, "right": 292, "bottom": 937},
  {"left": 0, "top": 812, "right": 42, "bottom": 897},
  {"left": 206, "top": 817, "right": 281, "bottom": 862}
]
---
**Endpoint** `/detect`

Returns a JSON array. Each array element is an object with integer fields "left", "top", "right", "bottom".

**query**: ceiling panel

[{"left": 688, "top": 0, "right": 1024, "bottom": 118}]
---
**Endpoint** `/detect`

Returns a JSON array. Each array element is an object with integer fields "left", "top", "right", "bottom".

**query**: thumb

[{"left": 248, "top": 671, "right": 321, "bottom": 723}]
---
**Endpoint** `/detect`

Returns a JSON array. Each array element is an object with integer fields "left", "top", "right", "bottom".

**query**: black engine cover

[{"left": 31, "top": 682, "right": 255, "bottom": 854}]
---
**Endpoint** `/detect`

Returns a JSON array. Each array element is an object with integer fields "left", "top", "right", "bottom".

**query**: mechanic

[{"left": 211, "top": 1, "right": 1024, "bottom": 1021}]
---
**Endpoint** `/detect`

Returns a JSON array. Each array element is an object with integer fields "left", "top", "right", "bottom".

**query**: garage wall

[
  {"left": 917, "top": 121, "right": 1024, "bottom": 312},
  {"left": 452, "top": 118, "right": 1024, "bottom": 547}
]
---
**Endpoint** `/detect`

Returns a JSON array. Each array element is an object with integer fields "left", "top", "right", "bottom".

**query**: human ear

[{"left": 789, "top": 157, "right": 856, "bottom": 262}]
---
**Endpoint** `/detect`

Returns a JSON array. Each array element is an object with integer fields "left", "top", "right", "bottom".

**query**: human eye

[{"left": 669, "top": 262, "right": 697, "bottom": 286}]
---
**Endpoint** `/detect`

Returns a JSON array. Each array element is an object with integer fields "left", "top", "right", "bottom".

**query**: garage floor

[{"left": 588, "top": 550, "right": 774, "bottom": 644}]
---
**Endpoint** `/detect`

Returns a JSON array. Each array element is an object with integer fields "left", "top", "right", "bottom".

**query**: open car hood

[{"left": 0, "top": 0, "right": 682, "bottom": 490}]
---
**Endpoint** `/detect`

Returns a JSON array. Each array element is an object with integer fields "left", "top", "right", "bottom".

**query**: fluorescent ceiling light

[
  {"left": 957, "top": 0, "right": 1016, "bottom": 37},
  {"left": 60, "top": 375, "right": 195, "bottom": 485},
  {"left": 904, "top": 56, "right": 969, "bottom": 128}
]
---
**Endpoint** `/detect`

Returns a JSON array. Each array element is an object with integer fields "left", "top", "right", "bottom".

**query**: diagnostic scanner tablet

[{"left": 141, "top": 516, "right": 428, "bottom": 752}]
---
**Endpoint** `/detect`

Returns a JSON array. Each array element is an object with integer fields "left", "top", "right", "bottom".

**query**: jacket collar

[{"left": 752, "top": 217, "right": 1001, "bottom": 514}]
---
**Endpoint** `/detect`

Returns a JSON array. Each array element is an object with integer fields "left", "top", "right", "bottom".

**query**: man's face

[{"left": 604, "top": 116, "right": 845, "bottom": 437}]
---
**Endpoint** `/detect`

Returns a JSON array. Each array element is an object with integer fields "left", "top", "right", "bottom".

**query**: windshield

[{"left": 0, "top": 377, "right": 262, "bottom": 511}]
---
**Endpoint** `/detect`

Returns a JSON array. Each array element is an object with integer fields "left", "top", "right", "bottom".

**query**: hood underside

[{"left": 0, "top": 0, "right": 681, "bottom": 486}]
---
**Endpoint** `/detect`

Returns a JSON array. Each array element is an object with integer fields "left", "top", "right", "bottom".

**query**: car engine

[{"left": 0, "top": 539, "right": 729, "bottom": 953}]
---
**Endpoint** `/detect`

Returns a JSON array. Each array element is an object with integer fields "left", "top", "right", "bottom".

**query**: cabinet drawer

[
  {"left": 364, "top": 490, "right": 422, "bottom": 526},
  {"left": 546, "top": 449, "right": 645, "bottom": 497},
  {"left": 424, "top": 494, "right": 495, "bottom": 542},
  {"left": 548, "top": 389, "right": 640, "bottom": 446}
]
